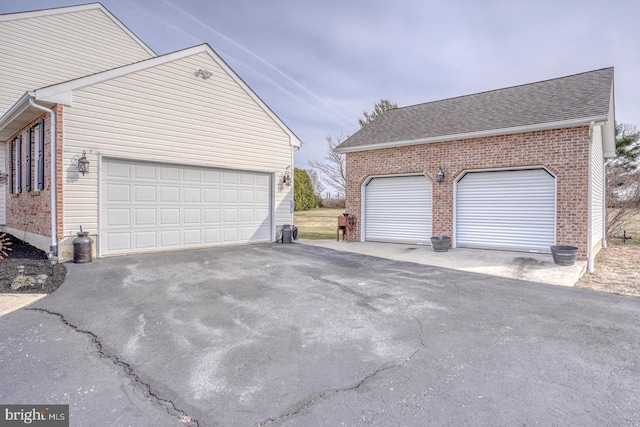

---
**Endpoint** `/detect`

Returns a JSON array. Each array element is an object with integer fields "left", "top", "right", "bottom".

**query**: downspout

[
  {"left": 28, "top": 98, "right": 57, "bottom": 255},
  {"left": 602, "top": 158, "right": 615, "bottom": 248},
  {"left": 587, "top": 121, "right": 595, "bottom": 273}
]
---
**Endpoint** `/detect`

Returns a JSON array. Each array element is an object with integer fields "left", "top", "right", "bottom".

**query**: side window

[
  {"left": 8, "top": 139, "right": 14, "bottom": 194},
  {"left": 15, "top": 135, "right": 22, "bottom": 193},
  {"left": 26, "top": 128, "right": 32, "bottom": 192},
  {"left": 36, "top": 120, "right": 45, "bottom": 191}
]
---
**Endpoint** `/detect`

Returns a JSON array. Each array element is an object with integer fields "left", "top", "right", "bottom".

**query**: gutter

[
  {"left": 587, "top": 121, "right": 595, "bottom": 272},
  {"left": 27, "top": 97, "right": 58, "bottom": 255},
  {"left": 336, "top": 115, "right": 609, "bottom": 154}
]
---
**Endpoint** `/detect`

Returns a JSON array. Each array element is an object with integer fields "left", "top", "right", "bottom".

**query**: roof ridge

[{"left": 394, "top": 67, "right": 614, "bottom": 111}]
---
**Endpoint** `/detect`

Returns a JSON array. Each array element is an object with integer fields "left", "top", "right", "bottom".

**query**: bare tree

[
  {"left": 309, "top": 135, "right": 346, "bottom": 198},
  {"left": 307, "top": 168, "right": 324, "bottom": 199}
]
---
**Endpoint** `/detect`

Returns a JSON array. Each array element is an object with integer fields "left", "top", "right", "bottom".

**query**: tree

[
  {"left": 293, "top": 168, "right": 321, "bottom": 211},
  {"left": 358, "top": 98, "right": 398, "bottom": 127},
  {"left": 614, "top": 122, "right": 640, "bottom": 171},
  {"left": 606, "top": 122, "right": 640, "bottom": 239},
  {"left": 307, "top": 168, "right": 325, "bottom": 200},
  {"left": 309, "top": 135, "right": 346, "bottom": 198}
]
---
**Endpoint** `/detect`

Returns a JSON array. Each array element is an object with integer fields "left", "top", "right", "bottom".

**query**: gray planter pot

[
  {"left": 431, "top": 236, "right": 451, "bottom": 252},
  {"left": 550, "top": 245, "right": 579, "bottom": 266}
]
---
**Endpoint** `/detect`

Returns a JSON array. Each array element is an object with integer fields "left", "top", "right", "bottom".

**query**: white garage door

[
  {"left": 364, "top": 175, "right": 432, "bottom": 244},
  {"left": 456, "top": 169, "right": 555, "bottom": 253},
  {"left": 101, "top": 159, "right": 271, "bottom": 255}
]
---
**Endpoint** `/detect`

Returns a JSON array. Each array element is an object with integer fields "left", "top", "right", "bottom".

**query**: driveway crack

[
  {"left": 26, "top": 308, "right": 199, "bottom": 427},
  {"left": 256, "top": 317, "right": 426, "bottom": 426}
]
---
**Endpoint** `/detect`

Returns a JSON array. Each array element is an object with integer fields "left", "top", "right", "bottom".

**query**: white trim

[
  {"left": 0, "top": 3, "right": 156, "bottom": 56},
  {"left": 453, "top": 166, "right": 557, "bottom": 252},
  {"left": 33, "top": 44, "right": 301, "bottom": 148},
  {"left": 336, "top": 116, "right": 608, "bottom": 153},
  {"left": 587, "top": 122, "right": 595, "bottom": 272}
]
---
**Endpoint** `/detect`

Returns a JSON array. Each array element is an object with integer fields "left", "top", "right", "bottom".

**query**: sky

[{"left": 1, "top": 0, "right": 639, "bottom": 193}]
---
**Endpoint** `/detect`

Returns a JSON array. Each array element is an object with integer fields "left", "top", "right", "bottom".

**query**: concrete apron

[
  {"left": 298, "top": 239, "right": 586, "bottom": 287},
  {"left": 0, "top": 293, "right": 46, "bottom": 317}
]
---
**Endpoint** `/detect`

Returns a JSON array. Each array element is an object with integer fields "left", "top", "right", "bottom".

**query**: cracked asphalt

[{"left": 1, "top": 243, "right": 640, "bottom": 426}]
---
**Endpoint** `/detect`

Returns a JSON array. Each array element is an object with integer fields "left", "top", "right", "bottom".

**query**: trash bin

[{"left": 282, "top": 225, "right": 293, "bottom": 244}]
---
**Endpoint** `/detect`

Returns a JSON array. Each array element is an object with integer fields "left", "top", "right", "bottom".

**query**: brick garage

[{"left": 336, "top": 68, "right": 616, "bottom": 269}]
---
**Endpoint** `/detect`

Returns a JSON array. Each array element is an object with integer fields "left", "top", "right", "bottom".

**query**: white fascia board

[
  {"left": 335, "top": 116, "right": 608, "bottom": 153},
  {"left": 0, "top": 92, "right": 32, "bottom": 129},
  {"left": 33, "top": 45, "right": 211, "bottom": 104},
  {"left": 0, "top": 3, "right": 156, "bottom": 57},
  {"left": 602, "top": 85, "right": 616, "bottom": 159},
  {"left": 32, "top": 43, "right": 303, "bottom": 148}
]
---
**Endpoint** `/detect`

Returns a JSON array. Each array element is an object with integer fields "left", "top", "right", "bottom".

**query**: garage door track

[{"left": 1, "top": 243, "right": 639, "bottom": 426}]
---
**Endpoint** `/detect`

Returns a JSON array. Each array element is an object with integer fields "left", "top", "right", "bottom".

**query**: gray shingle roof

[{"left": 337, "top": 67, "right": 613, "bottom": 151}]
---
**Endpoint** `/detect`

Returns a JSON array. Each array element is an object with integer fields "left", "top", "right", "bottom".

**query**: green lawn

[{"left": 294, "top": 208, "right": 344, "bottom": 239}]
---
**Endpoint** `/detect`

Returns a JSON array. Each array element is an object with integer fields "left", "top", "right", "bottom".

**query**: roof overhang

[
  {"left": 0, "top": 92, "right": 55, "bottom": 141},
  {"left": 335, "top": 116, "right": 609, "bottom": 154}
]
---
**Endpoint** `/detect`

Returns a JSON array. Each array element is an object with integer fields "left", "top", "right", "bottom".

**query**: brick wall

[
  {"left": 345, "top": 126, "right": 591, "bottom": 259},
  {"left": 6, "top": 112, "right": 56, "bottom": 239}
]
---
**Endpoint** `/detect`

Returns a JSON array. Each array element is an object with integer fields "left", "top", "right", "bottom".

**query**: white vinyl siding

[
  {"left": 591, "top": 125, "right": 605, "bottom": 247},
  {"left": 456, "top": 169, "right": 556, "bottom": 253},
  {"left": 0, "top": 7, "right": 154, "bottom": 115},
  {"left": 62, "top": 51, "right": 293, "bottom": 237},
  {"left": 101, "top": 158, "right": 271, "bottom": 255},
  {"left": 364, "top": 175, "right": 432, "bottom": 244},
  {"left": 0, "top": 142, "right": 5, "bottom": 224}
]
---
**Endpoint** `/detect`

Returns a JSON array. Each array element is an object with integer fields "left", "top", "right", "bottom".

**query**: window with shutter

[
  {"left": 37, "top": 120, "right": 45, "bottom": 191},
  {"left": 16, "top": 135, "right": 22, "bottom": 193},
  {"left": 26, "top": 128, "right": 32, "bottom": 192},
  {"left": 8, "top": 139, "right": 14, "bottom": 194}
]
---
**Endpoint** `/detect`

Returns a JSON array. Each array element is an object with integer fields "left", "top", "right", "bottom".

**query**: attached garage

[
  {"left": 456, "top": 168, "right": 556, "bottom": 253},
  {"left": 364, "top": 175, "right": 432, "bottom": 244},
  {"left": 101, "top": 158, "right": 272, "bottom": 256}
]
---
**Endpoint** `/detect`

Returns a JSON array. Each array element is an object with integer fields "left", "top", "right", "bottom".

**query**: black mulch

[{"left": 0, "top": 234, "right": 66, "bottom": 294}]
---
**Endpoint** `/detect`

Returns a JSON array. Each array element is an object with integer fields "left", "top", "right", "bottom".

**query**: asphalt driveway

[{"left": 1, "top": 243, "right": 639, "bottom": 426}]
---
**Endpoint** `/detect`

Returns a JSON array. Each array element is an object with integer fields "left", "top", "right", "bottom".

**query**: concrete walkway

[
  {"left": 298, "top": 239, "right": 586, "bottom": 287},
  {"left": 0, "top": 293, "right": 46, "bottom": 317}
]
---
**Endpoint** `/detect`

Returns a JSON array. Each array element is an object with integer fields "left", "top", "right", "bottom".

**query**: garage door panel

[
  {"left": 365, "top": 175, "right": 432, "bottom": 244},
  {"left": 456, "top": 169, "right": 555, "bottom": 252},
  {"left": 101, "top": 159, "right": 272, "bottom": 255}
]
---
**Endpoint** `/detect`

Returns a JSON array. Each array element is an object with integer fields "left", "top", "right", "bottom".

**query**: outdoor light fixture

[
  {"left": 436, "top": 167, "right": 445, "bottom": 183},
  {"left": 283, "top": 167, "right": 292, "bottom": 187},
  {"left": 78, "top": 150, "right": 90, "bottom": 175},
  {"left": 36, "top": 274, "right": 48, "bottom": 288},
  {"left": 47, "top": 252, "right": 58, "bottom": 275}
]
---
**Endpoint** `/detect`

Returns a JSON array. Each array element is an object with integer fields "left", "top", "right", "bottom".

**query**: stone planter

[
  {"left": 431, "top": 236, "right": 451, "bottom": 252},
  {"left": 550, "top": 245, "right": 579, "bottom": 266}
]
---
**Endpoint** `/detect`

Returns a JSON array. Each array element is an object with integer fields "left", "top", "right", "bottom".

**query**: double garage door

[
  {"left": 363, "top": 169, "right": 555, "bottom": 252},
  {"left": 101, "top": 159, "right": 271, "bottom": 256}
]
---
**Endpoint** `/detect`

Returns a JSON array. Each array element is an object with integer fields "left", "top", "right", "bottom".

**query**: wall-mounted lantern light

[
  {"left": 78, "top": 150, "right": 90, "bottom": 175},
  {"left": 436, "top": 167, "right": 445, "bottom": 183},
  {"left": 283, "top": 166, "right": 292, "bottom": 187}
]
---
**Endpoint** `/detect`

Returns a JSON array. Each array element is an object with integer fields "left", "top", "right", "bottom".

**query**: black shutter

[
  {"left": 16, "top": 135, "right": 22, "bottom": 193},
  {"left": 8, "top": 139, "right": 14, "bottom": 194},
  {"left": 37, "top": 120, "right": 45, "bottom": 190},
  {"left": 26, "top": 128, "right": 32, "bottom": 192}
]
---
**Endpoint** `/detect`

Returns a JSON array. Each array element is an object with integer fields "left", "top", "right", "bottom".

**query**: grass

[
  {"left": 608, "top": 208, "right": 640, "bottom": 245},
  {"left": 294, "top": 208, "right": 344, "bottom": 239}
]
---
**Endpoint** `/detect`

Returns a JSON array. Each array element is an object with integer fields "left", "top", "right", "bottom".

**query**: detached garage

[{"left": 337, "top": 68, "right": 617, "bottom": 271}]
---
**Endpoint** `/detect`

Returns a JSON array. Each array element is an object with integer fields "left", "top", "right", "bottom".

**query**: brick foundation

[{"left": 345, "top": 126, "right": 591, "bottom": 259}]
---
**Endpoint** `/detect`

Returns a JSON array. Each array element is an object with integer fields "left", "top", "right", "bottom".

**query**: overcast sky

[{"left": 2, "top": 0, "right": 638, "bottom": 186}]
